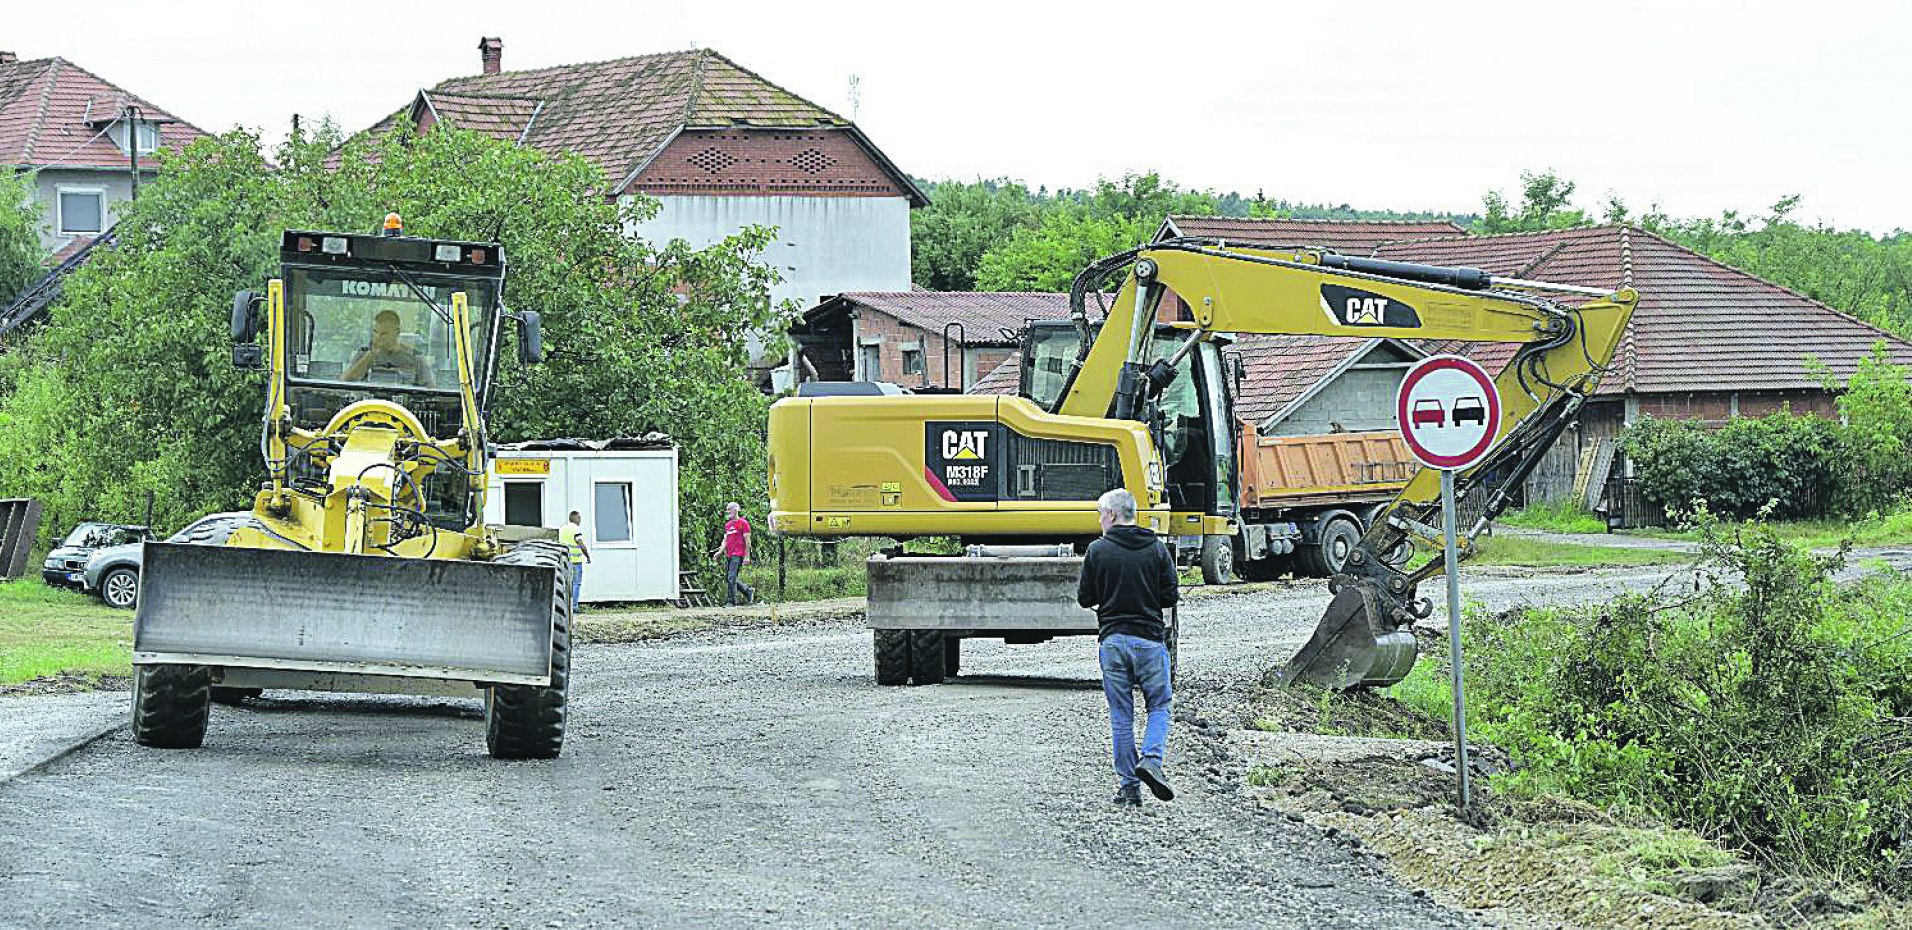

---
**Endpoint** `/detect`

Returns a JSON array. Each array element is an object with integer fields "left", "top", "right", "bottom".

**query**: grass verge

[
  {"left": 0, "top": 578, "right": 129, "bottom": 687},
  {"left": 1497, "top": 500, "right": 1608, "bottom": 534},
  {"left": 1420, "top": 535, "right": 1692, "bottom": 569}
]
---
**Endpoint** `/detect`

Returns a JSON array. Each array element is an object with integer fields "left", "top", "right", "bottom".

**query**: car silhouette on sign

[
  {"left": 1451, "top": 395, "right": 1488, "bottom": 427},
  {"left": 1411, "top": 399, "right": 1446, "bottom": 428}
]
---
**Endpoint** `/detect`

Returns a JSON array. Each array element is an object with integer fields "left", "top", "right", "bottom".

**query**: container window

[
  {"left": 503, "top": 480, "right": 543, "bottom": 527},
  {"left": 594, "top": 482, "right": 632, "bottom": 542}
]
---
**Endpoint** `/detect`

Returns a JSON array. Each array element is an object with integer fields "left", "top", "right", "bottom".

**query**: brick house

[
  {"left": 0, "top": 52, "right": 212, "bottom": 334},
  {"left": 0, "top": 53, "right": 211, "bottom": 253},
  {"left": 351, "top": 39, "right": 926, "bottom": 381},
  {"left": 1374, "top": 225, "right": 1912, "bottom": 499},
  {"left": 1152, "top": 216, "right": 1912, "bottom": 501},
  {"left": 790, "top": 291, "right": 1051, "bottom": 389}
]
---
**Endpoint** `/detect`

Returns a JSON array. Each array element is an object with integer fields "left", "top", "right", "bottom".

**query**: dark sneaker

[
  {"left": 1112, "top": 787, "right": 1141, "bottom": 807},
  {"left": 1136, "top": 761, "right": 1174, "bottom": 801}
]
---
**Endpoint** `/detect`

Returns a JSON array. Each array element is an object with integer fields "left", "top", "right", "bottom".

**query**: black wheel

[
  {"left": 210, "top": 687, "right": 262, "bottom": 706},
  {"left": 943, "top": 636, "right": 961, "bottom": 678},
  {"left": 1200, "top": 535, "right": 1234, "bottom": 585},
  {"left": 132, "top": 664, "right": 212, "bottom": 749},
  {"left": 909, "top": 630, "right": 946, "bottom": 685},
  {"left": 1302, "top": 516, "right": 1361, "bottom": 577},
  {"left": 485, "top": 541, "right": 570, "bottom": 760},
  {"left": 874, "top": 629, "right": 910, "bottom": 686},
  {"left": 100, "top": 567, "right": 139, "bottom": 610}
]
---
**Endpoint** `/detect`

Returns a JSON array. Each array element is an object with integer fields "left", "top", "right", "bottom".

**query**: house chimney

[
  {"left": 478, "top": 37, "right": 502, "bottom": 75},
  {"left": 0, "top": 52, "right": 17, "bottom": 64}
]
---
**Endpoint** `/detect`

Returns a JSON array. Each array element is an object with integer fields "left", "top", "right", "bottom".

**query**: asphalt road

[{"left": 3, "top": 552, "right": 1906, "bottom": 929}]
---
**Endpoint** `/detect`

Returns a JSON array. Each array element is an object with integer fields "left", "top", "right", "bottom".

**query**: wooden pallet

[{"left": 675, "top": 570, "right": 713, "bottom": 608}]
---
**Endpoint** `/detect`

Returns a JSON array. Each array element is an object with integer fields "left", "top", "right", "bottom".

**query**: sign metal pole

[{"left": 1440, "top": 467, "right": 1470, "bottom": 809}]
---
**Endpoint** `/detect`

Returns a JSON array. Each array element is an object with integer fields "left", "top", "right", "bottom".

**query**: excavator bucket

[
  {"left": 133, "top": 542, "right": 557, "bottom": 685},
  {"left": 1275, "top": 583, "right": 1418, "bottom": 690}
]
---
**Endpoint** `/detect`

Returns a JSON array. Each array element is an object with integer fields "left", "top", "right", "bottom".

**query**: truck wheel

[
  {"left": 943, "top": 636, "right": 961, "bottom": 678},
  {"left": 210, "top": 687, "right": 263, "bottom": 706},
  {"left": 909, "top": 630, "right": 946, "bottom": 685},
  {"left": 132, "top": 664, "right": 212, "bottom": 749},
  {"left": 1199, "top": 535, "right": 1235, "bottom": 585},
  {"left": 485, "top": 541, "right": 570, "bottom": 760},
  {"left": 100, "top": 567, "right": 139, "bottom": 609},
  {"left": 874, "top": 629, "right": 910, "bottom": 686},
  {"left": 1302, "top": 516, "right": 1361, "bottom": 577}
]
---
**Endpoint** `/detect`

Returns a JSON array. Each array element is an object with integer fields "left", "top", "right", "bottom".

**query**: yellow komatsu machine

[
  {"left": 769, "top": 239, "right": 1637, "bottom": 689},
  {"left": 130, "top": 218, "right": 569, "bottom": 758}
]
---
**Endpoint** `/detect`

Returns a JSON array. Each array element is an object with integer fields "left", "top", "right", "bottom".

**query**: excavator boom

[{"left": 768, "top": 240, "right": 1637, "bottom": 690}]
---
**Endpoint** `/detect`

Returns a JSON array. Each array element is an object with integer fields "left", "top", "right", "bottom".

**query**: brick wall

[
  {"left": 634, "top": 129, "right": 907, "bottom": 199},
  {"left": 850, "top": 308, "right": 1014, "bottom": 389}
]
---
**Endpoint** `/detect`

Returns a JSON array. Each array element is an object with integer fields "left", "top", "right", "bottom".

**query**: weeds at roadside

[{"left": 1497, "top": 500, "right": 1607, "bottom": 534}]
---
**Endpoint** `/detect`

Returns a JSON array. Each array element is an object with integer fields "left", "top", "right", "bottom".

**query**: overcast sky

[{"left": 10, "top": 0, "right": 1906, "bottom": 234}]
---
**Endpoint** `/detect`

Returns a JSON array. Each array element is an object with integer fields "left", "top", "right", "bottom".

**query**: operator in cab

[{"left": 344, "top": 309, "right": 435, "bottom": 387}]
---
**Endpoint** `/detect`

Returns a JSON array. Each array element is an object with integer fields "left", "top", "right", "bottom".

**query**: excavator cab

[{"left": 1020, "top": 319, "right": 1239, "bottom": 545}]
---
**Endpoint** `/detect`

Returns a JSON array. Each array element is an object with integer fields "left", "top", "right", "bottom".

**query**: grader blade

[
  {"left": 134, "top": 542, "right": 557, "bottom": 685},
  {"left": 1275, "top": 582, "right": 1418, "bottom": 690}
]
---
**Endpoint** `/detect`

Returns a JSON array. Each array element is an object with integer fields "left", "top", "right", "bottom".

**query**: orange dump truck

[{"left": 1224, "top": 420, "right": 1415, "bottom": 580}]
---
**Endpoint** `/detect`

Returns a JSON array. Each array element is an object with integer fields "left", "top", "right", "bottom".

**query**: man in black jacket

[{"left": 1077, "top": 488, "right": 1179, "bottom": 806}]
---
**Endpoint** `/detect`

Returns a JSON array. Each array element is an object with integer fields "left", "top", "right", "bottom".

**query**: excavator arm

[{"left": 1054, "top": 239, "right": 1639, "bottom": 688}]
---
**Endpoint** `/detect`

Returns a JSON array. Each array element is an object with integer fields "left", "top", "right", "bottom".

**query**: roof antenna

[{"left": 847, "top": 73, "right": 861, "bottom": 121}]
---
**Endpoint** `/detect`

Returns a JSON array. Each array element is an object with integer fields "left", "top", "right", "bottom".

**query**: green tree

[
  {"left": 909, "top": 179, "right": 1042, "bottom": 290},
  {"left": 0, "top": 122, "right": 783, "bottom": 562},
  {"left": 974, "top": 172, "right": 1218, "bottom": 291},
  {"left": 0, "top": 170, "right": 46, "bottom": 310},
  {"left": 1480, "top": 169, "right": 1591, "bottom": 233}
]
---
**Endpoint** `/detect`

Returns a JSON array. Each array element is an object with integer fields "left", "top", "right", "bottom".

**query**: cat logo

[
  {"left": 941, "top": 429, "right": 989, "bottom": 461},
  {"left": 1319, "top": 284, "right": 1422, "bottom": 329}
]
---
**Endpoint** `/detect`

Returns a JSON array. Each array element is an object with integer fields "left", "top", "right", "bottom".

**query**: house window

[
  {"left": 902, "top": 348, "right": 924, "bottom": 377},
  {"left": 57, "top": 187, "right": 104, "bottom": 235},
  {"left": 594, "top": 482, "right": 633, "bottom": 543},
  {"left": 502, "top": 480, "right": 544, "bottom": 527},
  {"left": 111, "top": 119, "right": 159, "bottom": 156}
]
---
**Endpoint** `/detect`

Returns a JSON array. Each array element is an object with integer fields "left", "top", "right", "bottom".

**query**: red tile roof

[
  {"left": 969, "top": 351, "right": 1022, "bottom": 395},
  {"left": 1373, "top": 225, "right": 1912, "bottom": 394},
  {"left": 1225, "top": 336, "right": 1409, "bottom": 426},
  {"left": 354, "top": 48, "right": 924, "bottom": 203},
  {"left": 0, "top": 57, "right": 210, "bottom": 169},
  {"left": 834, "top": 291, "right": 1069, "bottom": 345},
  {"left": 1161, "top": 215, "right": 1470, "bottom": 255}
]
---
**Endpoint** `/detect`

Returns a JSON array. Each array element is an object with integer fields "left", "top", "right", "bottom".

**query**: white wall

[
  {"left": 29, "top": 168, "right": 143, "bottom": 252},
  {"left": 623, "top": 193, "right": 912, "bottom": 323},
  {"left": 484, "top": 449, "right": 681, "bottom": 603}
]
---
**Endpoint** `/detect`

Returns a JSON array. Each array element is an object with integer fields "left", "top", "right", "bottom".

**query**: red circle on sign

[{"left": 1397, "top": 355, "right": 1501, "bottom": 469}]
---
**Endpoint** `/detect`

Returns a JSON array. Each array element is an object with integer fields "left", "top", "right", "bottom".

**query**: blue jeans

[
  {"left": 1099, "top": 633, "right": 1173, "bottom": 791},
  {"left": 570, "top": 562, "right": 584, "bottom": 614}
]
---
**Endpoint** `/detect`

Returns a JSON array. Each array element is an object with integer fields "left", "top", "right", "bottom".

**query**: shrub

[
  {"left": 1620, "top": 411, "right": 1839, "bottom": 519},
  {"left": 1835, "top": 345, "right": 1912, "bottom": 513},
  {"left": 1409, "top": 522, "right": 1912, "bottom": 890}
]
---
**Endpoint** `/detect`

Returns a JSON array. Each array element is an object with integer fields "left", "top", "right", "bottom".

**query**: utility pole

[
  {"left": 847, "top": 74, "right": 861, "bottom": 121},
  {"left": 126, "top": 104, "right": 140, "bottom": 201}
]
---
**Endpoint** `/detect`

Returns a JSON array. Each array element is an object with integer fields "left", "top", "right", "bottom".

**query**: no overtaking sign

[
  {"left": 1396, "top": 352, "right": 1501, "bottom": 810},
  {"left": 1397, "top": 355, "right": 1501, "bottom": 470}
]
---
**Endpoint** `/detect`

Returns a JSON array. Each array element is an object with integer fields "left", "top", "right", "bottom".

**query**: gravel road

[{"left": 3, "top": 551, "right": 1906, "bottom": 929}]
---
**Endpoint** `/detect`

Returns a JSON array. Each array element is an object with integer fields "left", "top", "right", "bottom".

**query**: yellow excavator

[
  {"left": 130, "top": 216, "right": 569, "bottom": 758},
  {"left": 769, "top": 239, "right": 1637, "bottom": 689}
]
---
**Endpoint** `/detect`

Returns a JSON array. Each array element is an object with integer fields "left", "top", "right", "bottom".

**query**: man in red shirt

[{"left": 711, "top": 502, "right": 755, "bottom": 607}]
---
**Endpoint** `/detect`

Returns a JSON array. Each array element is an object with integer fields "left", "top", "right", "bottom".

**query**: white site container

[{"left": 483, "top": 441, "right": 680, "bottom": 603}]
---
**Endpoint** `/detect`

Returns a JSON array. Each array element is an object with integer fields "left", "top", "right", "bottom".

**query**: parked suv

[
  {"left": 41, "top": 523, "right": 152, "bottom": 589},
  {"left": 84, "top": 512, "right": 260, "bottom": 609}
]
